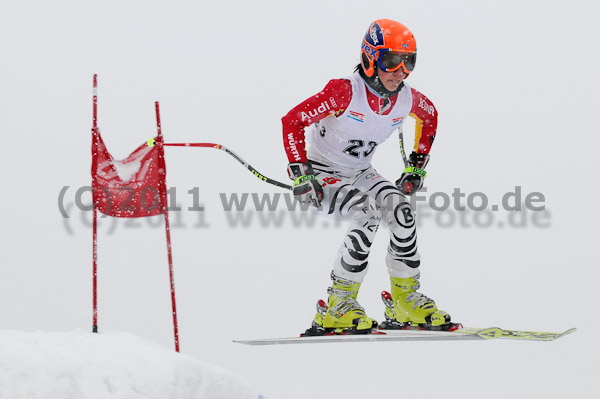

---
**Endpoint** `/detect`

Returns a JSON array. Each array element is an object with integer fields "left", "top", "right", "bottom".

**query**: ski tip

[
  {"left": 233, "top": 340, "right": 272, "bottom": 346},
  {"left": 557, "top": 328, "right": 577, "bottom": 339},
  {"left": 233, "top": 340, "right": 266, "bottom": 346}
]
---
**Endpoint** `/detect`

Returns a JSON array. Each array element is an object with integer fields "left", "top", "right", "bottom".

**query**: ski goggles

[{"left": 378, "top": 50, "right": 417, "bottom": 74}]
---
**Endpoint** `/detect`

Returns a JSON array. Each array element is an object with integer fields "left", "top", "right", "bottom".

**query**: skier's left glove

[
  {"left": 287, "top": 162, "right": 323, "bottom": 207},
  {"left": 396, "top": 152, "right": 430, "bottom": 196}
]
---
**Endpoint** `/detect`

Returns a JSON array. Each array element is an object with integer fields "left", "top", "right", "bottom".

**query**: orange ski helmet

[{"left": 360, "top": 19, "right": 417, "bottom": 78}]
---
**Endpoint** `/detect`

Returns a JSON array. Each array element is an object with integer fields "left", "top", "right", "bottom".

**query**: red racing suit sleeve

[
  {"left": 409, "top": 87, "right": 438, "bottom": 155},
  {"left": 282, "top": 79, "right": 352, "bottom": 163}
]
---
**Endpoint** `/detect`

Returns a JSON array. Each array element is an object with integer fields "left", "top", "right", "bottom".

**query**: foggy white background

[{"left": 1, "top": 0, "right": 598, "bottom": 398}]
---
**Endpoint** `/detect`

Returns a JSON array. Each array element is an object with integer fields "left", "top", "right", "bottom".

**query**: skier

[{"left": 282, "top": 19, "right": 456, "bottom": 335}]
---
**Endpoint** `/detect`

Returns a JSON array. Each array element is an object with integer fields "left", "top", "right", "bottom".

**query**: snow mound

[{"left": 0, "top": 329, "right": 262, "bottom": 399}]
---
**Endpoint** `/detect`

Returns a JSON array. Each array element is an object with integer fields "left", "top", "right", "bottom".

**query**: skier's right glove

[
  {"left": 396, "top": 152, "right": 430, "bottom": 196},
  {"left": 287, "top": 162, "right": 323, "bottom": 207}
]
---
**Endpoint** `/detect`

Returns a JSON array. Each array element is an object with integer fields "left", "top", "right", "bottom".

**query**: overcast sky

[{"left": 1, "top": 1, "right": 598, "bottom": 398}]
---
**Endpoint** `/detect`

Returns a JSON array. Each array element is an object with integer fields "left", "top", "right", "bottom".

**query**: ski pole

[
  {"left": 397, "top": 128, "right": 416, "bottom": 194},
  {"left": 147, "top": 139, "right": 293, "bottom": 191},
  {"left": 398, "top": 126, "right": 409, "bottom": 168}
]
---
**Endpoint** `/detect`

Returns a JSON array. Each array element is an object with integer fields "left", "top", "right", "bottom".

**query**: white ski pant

[{"left": 311, "top": 160, "right": 421, "bottom": 283}]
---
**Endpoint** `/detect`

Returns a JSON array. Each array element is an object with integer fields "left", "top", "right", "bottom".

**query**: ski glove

[
  {"left": 287, "top": 162, "right": 323, "bottom": 207},
  {"left": 396, "top": 152, "right": 430, "bottom": 196}
]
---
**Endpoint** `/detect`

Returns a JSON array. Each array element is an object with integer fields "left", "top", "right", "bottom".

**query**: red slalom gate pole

[
  {"left": 155, "top": 101, "right": 180, "bottom": 352},
  {"left": 92, "top": 74, "right": 99, "bottom": 333}
]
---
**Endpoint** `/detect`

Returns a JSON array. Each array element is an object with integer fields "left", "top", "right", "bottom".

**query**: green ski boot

[
  {"left": 379, "top": 274, "right": 460, "bottom": 331},
  {"left": 302, "top": 272, "right": 378, "bottom": 336}
]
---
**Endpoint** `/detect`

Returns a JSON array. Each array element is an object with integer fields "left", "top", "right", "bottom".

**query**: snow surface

[{"left": 0, "top": 329, "right": 261, "bottom": 399}]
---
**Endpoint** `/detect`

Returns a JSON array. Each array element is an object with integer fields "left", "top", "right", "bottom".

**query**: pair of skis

[
  {"left": 154, "top": 135, "right": 577, "bottom": 346},
  {"left": 234, "top": 326, "right": 576, "bottom": 345}
]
